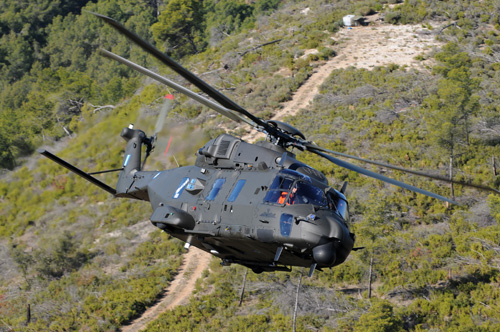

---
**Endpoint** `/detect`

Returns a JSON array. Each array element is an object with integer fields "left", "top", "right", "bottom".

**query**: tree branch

[
  {"left": 238, "top": 39, "right": 282, "bottom": 57},
  {"left": 89, "top": 104, "right": 116, "bottom": 114}
]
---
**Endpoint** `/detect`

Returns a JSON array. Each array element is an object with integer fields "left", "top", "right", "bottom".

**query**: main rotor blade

[
  {"left": 306, "top": 143, "right": 500, "bottom": 195},
  {"left": 38, "top": 149, "right": 117, "bottom": 195},
  {"left": 99, "top": 49, "right": 256, "bottom": 127},
  {"left": 310, "top": 149, "right": 457, "bottom": 204},
  {"left": 91, "top": 12, "right": 298, "bottom": 144},
  {"left": 91, "top": 12, "right": 265, "bottom": 125}
]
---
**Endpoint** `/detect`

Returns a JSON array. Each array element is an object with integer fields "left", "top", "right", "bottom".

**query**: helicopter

[{"left": 39, "top": 13, "right": 500, "bottom": 277}]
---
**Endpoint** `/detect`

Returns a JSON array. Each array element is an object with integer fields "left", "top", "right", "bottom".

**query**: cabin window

[
  {"left": 287, "top": 182, "right": 327, "bottom": 207},
  {"left": 206, "top": 178, "right": 226, "bottom": 201},
  {"left": 228, "top": 179, "right": 246, "bottom": 202},
  {"left": 173, "top": 177, "right": 190, "bottom": 199}
]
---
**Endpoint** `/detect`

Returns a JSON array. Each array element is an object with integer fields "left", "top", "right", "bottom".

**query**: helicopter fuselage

[{"left": 117, "top": 128, "right": 354, "bottom": 274}]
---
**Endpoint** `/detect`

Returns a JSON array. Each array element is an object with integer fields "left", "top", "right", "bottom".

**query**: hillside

[
  {"left": 243, "top": 18, "right": 442, "bottom": 141},
  {"left": 126, "top": 20, "right": 447, "bottom": 330},
  {"left": 1, "top": 0, "right": 500, "bottom": 331}
]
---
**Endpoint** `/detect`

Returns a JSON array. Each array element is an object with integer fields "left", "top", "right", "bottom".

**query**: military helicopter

[{"left": 39, "top": 13, "right": 499, "bottom": 277}]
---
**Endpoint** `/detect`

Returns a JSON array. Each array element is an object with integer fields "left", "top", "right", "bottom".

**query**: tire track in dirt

[{"left": 121, "top": 247, "right": 211, "bottom": 332}]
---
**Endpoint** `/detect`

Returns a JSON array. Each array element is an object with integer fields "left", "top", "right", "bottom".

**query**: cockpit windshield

[
  {"left": 287, "top": 182, "right": 327, "bottom": 206},
  {"left": 264, "top": 170, "right": 326, "bottom": 207},
  {"left": 263, "top": 173, "right": 295, "bottom": 204}
]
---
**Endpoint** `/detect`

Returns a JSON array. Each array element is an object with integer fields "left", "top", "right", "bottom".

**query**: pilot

[
  {"left": 287, "top": 187, "right": 297, "bottom": 205},
  {"left": 278, "top": 191, "right": 288, "bottom": 204},
  {"left": 326, "top": 192, "right": 337, "bottom": 211}
]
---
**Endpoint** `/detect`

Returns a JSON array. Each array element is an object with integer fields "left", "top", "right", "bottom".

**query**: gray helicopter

[{"left": 39, "top": 13, "right": 499, "bottom": 276}]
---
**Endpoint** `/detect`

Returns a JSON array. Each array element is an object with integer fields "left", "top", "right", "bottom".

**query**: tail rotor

[{"left": 141, "top": 94, "right": 175, "bottom": 169}]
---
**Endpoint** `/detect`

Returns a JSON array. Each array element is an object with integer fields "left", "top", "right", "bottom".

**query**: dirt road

[
  {"left": 121, "top": 247, "right": 211, "bottom": 332},
  {"left": 242, "top": 23, "right": 441, "bottom": 141}
]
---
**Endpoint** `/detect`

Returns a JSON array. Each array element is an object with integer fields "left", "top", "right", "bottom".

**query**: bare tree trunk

[
  {"left": 56, "top": 115, "right": 72, "bottom": 137},
  {"left": 368, "top": 256, "right": 373, "bottom": 299},
  {"left": 439, "top": 22, "right": 459, "bottom": 33},
  {"left": 26, "top": 303, "right": 31, "bottom": 325},
  {"left": 465, "top": 116, "right": 470, "bottom": 146},
  {"left": 144, "top": 0, "right": 160, "bottom": 18},
  {"left": 449, "top": 155, "right": 455, "bottom": 201},
  {"left": 292, "top": 270, "right": 303, "bottom": 332},
  {"left": 238, "top": 39, "right": 283, "bottom": 56},
  {"left": 186, "top": 35, "right": 198, "bottom": 54},
  {"left": 493, "top": 156, "right": 497, "bottom": 176},
  {"left": 90, "top": 104, "right": 116, "bottom": 114},
  {"left": 446, "top": 152, "right": 455, "bottom": 209},
  {"left": 154, "top": 0, "right": 159, "bottom": 18},
  {"left": 238, "top": 269, "right": 248, "bottom": 307}
]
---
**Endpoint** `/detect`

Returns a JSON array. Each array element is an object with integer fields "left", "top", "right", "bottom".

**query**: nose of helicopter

[
  {"left": 299, "top": 212, "right": 352, "bottom": 268},
  {"left": 312, "top": 241, "right": 337, "bottom": 266}
]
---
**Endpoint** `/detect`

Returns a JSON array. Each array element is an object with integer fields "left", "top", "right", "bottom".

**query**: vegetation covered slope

[{"left": 1, "top": 0, "right": 500, "bottom": 331}]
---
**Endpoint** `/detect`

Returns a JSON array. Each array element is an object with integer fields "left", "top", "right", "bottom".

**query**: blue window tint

[
  {"left": 337, "top": 198, "right": 348, "bottom": 220},
  {"left": 186, "top": 178, "right": 197, "bottom": 190},
  {"left": 228, "top": 179, "right": 246, "bottom": 202},
  {"left": 206, "top": 178, "right": 226, "bottom": 201},
  {"left": 280, "top": 213, "right": 293, "bottom": 237},
  {"left": 288, "top": 182, "right": 327, "bottom": 206},
  {"left": 173, "top": 177, "right": 190, "bottom": 199}
]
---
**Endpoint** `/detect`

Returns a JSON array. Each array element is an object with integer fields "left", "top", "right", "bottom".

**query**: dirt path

[
  {"left": 121, "top": 247, "right": 211, "bottom": 332},
  {"left": 242, "top": 22, "right": 441, "bottom": 141}
]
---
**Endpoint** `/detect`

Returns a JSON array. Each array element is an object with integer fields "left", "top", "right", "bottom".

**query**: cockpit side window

[
  {"left": 287, "top": 182, "right": 327, "bottom": 207},
  {"left": 327, "top": 190, "right": 349, "bottom": 222},
  {"left": 337, "top": 198, "right": 348, "bottom": 220}
]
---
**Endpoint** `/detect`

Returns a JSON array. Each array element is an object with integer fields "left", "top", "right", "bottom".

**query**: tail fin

[
  {"left": 115, "top": 125, "right": 153, "bottom": 200},
  {"left": 118, "top": 125, "right": 150, "bottom": 175}
]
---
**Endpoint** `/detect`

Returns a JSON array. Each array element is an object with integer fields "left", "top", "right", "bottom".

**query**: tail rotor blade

[
  {"left": 164, "top": 135, "right": 173, "bottom": 157},
  {"left": 142, "top": 95, "right": 175, "bottom": 169},
  {"left": 154, "top": 94, "right": 174, "bottom": 137}
]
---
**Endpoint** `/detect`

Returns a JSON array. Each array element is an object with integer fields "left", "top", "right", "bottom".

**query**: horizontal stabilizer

[{"left": 38, "top": 149, "right": 116, "bottom": 196}]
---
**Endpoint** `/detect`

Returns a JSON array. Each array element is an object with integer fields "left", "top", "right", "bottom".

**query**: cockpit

[
  {"left": 264, "top": 169, "right": 319, "bottom": 204},
  {"left": 264, "top": 169, "right": 350, "bottom": 222}
]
